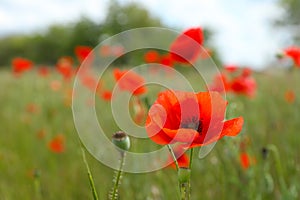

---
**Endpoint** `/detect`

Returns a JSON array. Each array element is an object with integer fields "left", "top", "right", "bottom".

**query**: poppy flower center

[{"left": 180, "top": 116, "right": 203, "bottom": 133}]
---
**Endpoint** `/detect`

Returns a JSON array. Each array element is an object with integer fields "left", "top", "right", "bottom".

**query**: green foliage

[
  {"left": 277, "top": 0, "right": 300, "bottom": 43},
  {"left": 0, "top": 1, "right": 163, "bottom": 67},
  {"left": 0, "top": 69, "right": 299, "bottom": 199}
]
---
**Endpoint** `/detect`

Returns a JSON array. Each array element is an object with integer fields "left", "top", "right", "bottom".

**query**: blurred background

[
  {"left": 1, "top": 0, "right": 300, "bottom": 199},
  {"left": 0, "top": 0, "right": 299, "bottom": 69}
]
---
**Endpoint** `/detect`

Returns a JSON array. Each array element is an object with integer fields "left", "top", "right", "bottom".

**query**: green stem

[
  {"left": 189, "top": 148, "right": 194, "bottom": 169},
  {"left": 267, "top": 144, "right": 288, "bottom": 195},
  {"left": 178, "top": 168, "right": 191, "bottom": 200},
  {"left": 80, "top": 146, "right": 99, "bottom": 200},
  {"left": 167, "top": 144, "right": 179, "bottom": 171},
  {"left": 34, "top": 177, "right": 42, "bottom": 200},
  {"left": 110, "top": 153, "right": 126, "bottom": 200}
]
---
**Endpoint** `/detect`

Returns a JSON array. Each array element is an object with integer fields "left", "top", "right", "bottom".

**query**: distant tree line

[{"left": 0, "top": 1, "right": 220, "bottom": 67}]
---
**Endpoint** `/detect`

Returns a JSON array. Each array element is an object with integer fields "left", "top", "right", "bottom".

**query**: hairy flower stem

[
  {"left": 167, "top": 145, "right": 192, "bottom": 200},
  {"left": 178, "top": 168, "right": 191, "bottom": 200},
  {"left": 80, "top": 146, "right": 99, "bottom": 200},
  {"left": 110, "top": 152, "right": 126, "bottom": 200},
  {"left": 167, "top": 144, "right": 179, "bottom": 171}
]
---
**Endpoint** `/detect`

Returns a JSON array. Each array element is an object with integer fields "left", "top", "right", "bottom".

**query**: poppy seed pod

[{"left": 112, "top": 131, "right": 130, "bottom": 152}]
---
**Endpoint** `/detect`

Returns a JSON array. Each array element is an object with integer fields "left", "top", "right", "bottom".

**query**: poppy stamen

[{"left": 180, "top": 116, "right": 203, "bottom": 134}]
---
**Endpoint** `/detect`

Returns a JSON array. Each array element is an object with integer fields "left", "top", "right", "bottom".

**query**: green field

[{"left": 0, "top": 68, "right": 299, "bottom": 200}]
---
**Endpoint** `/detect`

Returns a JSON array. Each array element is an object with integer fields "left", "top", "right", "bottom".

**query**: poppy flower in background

[
  {"left": 50, "top": 80, "right": 62, "bottom": 92},
  {"left": 230, "top": 75, "right": 256, "bottom": 98},
  {"left": 160, "top": 54, "right": 174, "bottom": 67},
  {"left": 56, "top": 56, "right": 74, "bottom": 80},
  {"left": 99, "top": 45, "right": 111, "bottom": 57},
  {"left": 283, "top": 46, "right": 300, "bottom": 67},
  {"left": 144, "top": 50, "right": 160, "bottom": 63},
  {"left": 75, "top": 45, "right": 93, "bottom": 63},
  {"left": 224, "top": 65, "right": 238, "bottom": 73},
  {"left": 146, "top": 90, "right": 243, "bottom": 148},
  {"left": 48, "top": 134, "right": 65, "bottom": 153},
  {"left": 11, "top": 57, "right": 33, "bottom": 75},
  {"left": 209, "top": 73, "right": 230, "bottom": 93},
  {"left": 132, "top": 98, "right": 146, "bottom": 125},
  {"left": 284, "top": 90, "right": 295, "bottom": 104},
  {"left": 100, "top": 90, "right": 113, "bottom": 101},
  {"left": 170, "top": 27, "right": 204, "bottom": 64},
  {"left": 80, "top": 74, "right": 102, "bottom": 92},
  {"left": 113, "top": 68, "right": 147, "bottom": 96},
  {"left": 167, "top": 145, "right": 190, "bottom": 169},
  {"left": 239, "top": 152, "right": 256, "bottom": 170},
  {"left": 37, "top": 66, "right": 50, "bottom": 77},
  {"left": 110, "top": 45, "right": 125, "bottom": 57},
  {"left": 26, "top": 103, "right": 40, "bottom": 114}
]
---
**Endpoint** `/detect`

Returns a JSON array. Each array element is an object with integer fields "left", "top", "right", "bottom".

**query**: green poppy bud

[{"left": 112, "top": 131, "right": 130, "bottom": 152}]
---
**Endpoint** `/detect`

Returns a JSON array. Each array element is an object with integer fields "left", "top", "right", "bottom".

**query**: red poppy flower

[
  {"left": 50, "top": 80, "right": 62, "bottom": 91},
  {"left": 48, "top": 134, "right": 65, "bottom": 153},
  {"left": 230, "top": 76, "right": 256, "bottom": 98},
  {"left": 209, "top": 73, "right": 230, "bottom": 93},
  {"left": 100, "top": 90, "right": 113, "bottom": 101},
  {"left": 132, "top": 98, "right": 146, "bottom": 125},
  {"left": 283, "top": 46, "right": 300, "bottom": 67},
  {"left": 285, "top": 90, "right": 295, "bottom": 104},
  {"left": 146, "top": 90, "right": 243, "bottom": 148},
  {"left": 26, "top": 103, "right": 40, "bottom": 114},
  {"left": 170, "top": 27, "right": 204, "bottom": 64},
  {"left": 111, "top": 45, "right": 125, "bottom": 57},
  {"left": 240, "top": 152, "right": 250, "bottom": 169},
  {"left": 160, "top": 54, "right": 173, "bottom": 67},
  {"left": 113, "top": 68, "right": 147, "bottom": 95},
  {"left": 167, "top": 146, "right": 189, "bottom": 169},
  {"left": 224, "top": 65, "right": 238, "bottom": 73},
  {"left": 11, "top": 57, "right": 33, "bottom": 75},
  {"left": 144, "top": 50, "right": 160, "bottom": 63},
  {"left": 99, "top": 45, "right": 111, "bottom": 57},
  {"left": 80, "top": 74, "right": 101, "bottom": 92},
  {"left": 75, "top": 45, "right": 93, "bottom": 63},
  {"left": 56, "top": 56, "right": 74, "bottom": 80},
  {"left": 37, "top": 66, "right": 49, "bottom": 77}
]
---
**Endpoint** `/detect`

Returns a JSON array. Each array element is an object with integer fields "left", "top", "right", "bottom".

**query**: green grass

[{"left": 0, "top": 68, "right": 299, "bottom": 199}]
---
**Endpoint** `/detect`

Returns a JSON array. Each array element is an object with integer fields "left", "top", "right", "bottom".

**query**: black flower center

[{"left": 180, "top": 116, "right": 203, "bottom": 134}]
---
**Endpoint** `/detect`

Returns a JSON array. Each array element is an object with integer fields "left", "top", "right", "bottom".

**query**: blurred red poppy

[
  {"left": 56, "top": 56, "right": 74, "bottom": 80},
  {"left": 37, "top": 66, "right": 50, "bottom": 77},
  {"left": 283, "top": 46, "right": 300, "bottom": 67},
  {"left": 240, "top": 152, "right": 250, "bottom": 169},
  {"left": 100, "top": 90, "right": 113, "bottom": 101},
  {"left": 285, "top": 90, "right": 295, "bottom": 104},
  {"left": 113, "top": 68, "right": 147, "bottom": 96},
  {"left": 11, "top": 57, "right": 33, "bottom": 75},
  {"left": 146, "top": 90, "right": 243, "bottom": 148},
  {"left": 75, "top": 46, "right": 93, "bottom": 63},
  {"left": 99, "top": 45, "right": 111, "bottom": 57},
  {"left": 230, "top": 76, "right": 256, "bottom": 98},
  {"left": 224, "top": 65, "right": 238, "bottom": 73},
  {"left": 170, "top": 27, "right": 204, "bottom": 64},
  {"left": 144, "top": 50, "right": 160, "bottom": 63},
  {"left": 48, "top": 134, "right": 65, "bottom": 153},
  {"left": 209, "top": 73, "right": 230, "bottom": 93},
  {"left": 50, "top": 80, "right": 62, "bottom": 92},
  {"left": 160, "top": 54, "right": 173, "bottom": 67},
  {"left": 26, "top": 103, "right": 40, "bottom": 114}
]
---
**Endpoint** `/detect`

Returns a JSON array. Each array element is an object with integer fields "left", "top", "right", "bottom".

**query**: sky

[{"left": 0, "top": 0, "right": 289, "bottom": 69}]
